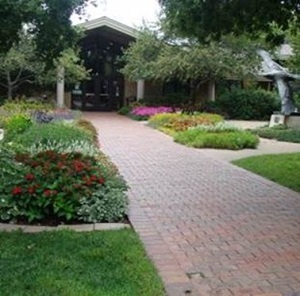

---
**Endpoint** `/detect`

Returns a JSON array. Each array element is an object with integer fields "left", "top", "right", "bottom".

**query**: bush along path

[{"left": 85, "top": 112, "right": 300, "bottom": 296}]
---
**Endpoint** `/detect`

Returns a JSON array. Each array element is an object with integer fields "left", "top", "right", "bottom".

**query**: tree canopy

[
  {"left": 159, "top": 0, "right": 300, "bottom": 45},
  {"left": 121, "top": 28, "right": 260, "bottom": 100},
  {"left": 0, "top": 0, "right": 94, "bottom": 64},
  {"left": 0, "top": 32, "right": 89, "bottom": 99}
]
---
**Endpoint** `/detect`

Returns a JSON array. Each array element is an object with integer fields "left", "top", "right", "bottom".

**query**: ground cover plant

[
  {"left": 0, "top": 229, "right": 165, "bottom": 296},
  {"left": 252, "top": 124, "right": 300, "bottom": 143},
  {"left": 233, "top": 153, "right": 300, "bottom": 192}
]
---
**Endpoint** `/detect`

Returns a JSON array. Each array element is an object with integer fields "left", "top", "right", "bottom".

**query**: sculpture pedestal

[
  {"left": 269, "top": 114, "right": 286, "bottom": 127},
  {"left": 286, "top": 114, "right": 300, "bottom": 130}
]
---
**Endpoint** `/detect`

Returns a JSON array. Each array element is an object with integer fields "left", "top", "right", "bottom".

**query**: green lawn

[
  {"left": 0, "top": 229, "right": 165, "bottom": 296},
  {"left": 233, "top": 152, "right": 300, "bottom": 192}
]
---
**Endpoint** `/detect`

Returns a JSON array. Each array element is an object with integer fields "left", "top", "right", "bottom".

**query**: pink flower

[{"left": 131, "top": 106, "right": 174, "bottom": 117}]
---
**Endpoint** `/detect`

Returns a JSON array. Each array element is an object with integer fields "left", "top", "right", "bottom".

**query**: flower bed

[
  {"left": 148, "top": 113, "right": 259, "bottom": 150},
  {"left": 0, "top": 99, "right": 127, "bottom": 225},
  {"left": 130, "top": 106, "right": 175, "bottom": 120}
]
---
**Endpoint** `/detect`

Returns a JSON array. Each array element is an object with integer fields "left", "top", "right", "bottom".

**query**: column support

[
  {"left": 137, "top": 79, "right": 145, "bottom": 100},
  {"left": 56, "top": 65, "right": 65, "bottom": 108}
]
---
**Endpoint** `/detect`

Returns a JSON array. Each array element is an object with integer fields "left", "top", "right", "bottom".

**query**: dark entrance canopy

[{"left": 72, "top": 17, "right": 136, "bottom": 111}]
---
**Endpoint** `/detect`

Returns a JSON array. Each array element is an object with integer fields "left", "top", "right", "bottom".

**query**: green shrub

[
  {"left": 11, "top": 122, "right": 93, "bottom": 147},
  {"left": 0, "top": 151, "right": 109, "bottom": 223},
  {"left": 252, "top": 125, "right": 300, "bottom": 143},
  {"left": 0, "top": 99, "right": 54, "bottom": 128},
  {"left": 174, "top": 129, "right": 259, "bottom": 150},
  {"left": 216, "top": 88, "right": 280, "bottom": 120},
  {"left": 77, "top": 176, "right": 128, "bottom": 223},
  {"left": 118, "top": 105, "right": 132, "bottom": 115},
  {"left": 4, "top": 114, "right": 32, "bottom": 141}
]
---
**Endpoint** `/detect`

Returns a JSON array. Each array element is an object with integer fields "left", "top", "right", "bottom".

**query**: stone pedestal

[
  {"left": 286, "top": 115, "right": 300, "bottom": 130},
  {"left": 269, "top": 114, "right": 286, "bottom": 127}
]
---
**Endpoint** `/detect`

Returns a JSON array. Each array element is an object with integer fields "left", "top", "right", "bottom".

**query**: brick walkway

[{"left": 85, "top": 113, "right": 300, "bottom": 296}]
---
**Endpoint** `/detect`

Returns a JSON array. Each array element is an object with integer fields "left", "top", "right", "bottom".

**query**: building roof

[{"left": 77, "top": 16, "right": 138, "bottom": 38}]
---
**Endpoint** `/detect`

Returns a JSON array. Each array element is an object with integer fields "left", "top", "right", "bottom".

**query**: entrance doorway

[{"left": 71, "top": 25, "right": 132, "bottom": 111}]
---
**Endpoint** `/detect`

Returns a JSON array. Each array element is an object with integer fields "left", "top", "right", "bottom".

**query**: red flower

[
  {"left": 85, "top": 180, "right": 93, "bottom": 186},
  {"left": 27, "top": 187, "right": 36, "bottom": 194},
  {"left": 25, "top": 173, "right": 35, "bottom": 181},
  {"left": 98, "top": 177, "right": 105, "bottom": 184},
  {"left": 12, "top": 187, "right": 22, "bottom": 195},
  {"left": 43, "top": 189, "right": 52, "bottom": 197},
  {"left": 90, "top": 175, "right": 98, "bottom": 181}
]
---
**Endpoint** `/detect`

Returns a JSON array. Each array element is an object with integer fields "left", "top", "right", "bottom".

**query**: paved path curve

[{"left": 85, "top": 113, "right": 300, "bottom": 296}]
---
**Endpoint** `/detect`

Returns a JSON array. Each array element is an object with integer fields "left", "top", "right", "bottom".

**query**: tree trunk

[
  {"left": 7, "top": 84, "right": 12, "bottom": 99},
  {"left": 7, "top": 72, "right": 12, "bottom": 99}
]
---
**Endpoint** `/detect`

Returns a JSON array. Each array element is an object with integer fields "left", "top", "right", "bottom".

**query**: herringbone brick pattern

[{"left": 85, "top": 113, "right": 300, "bottom": 296}]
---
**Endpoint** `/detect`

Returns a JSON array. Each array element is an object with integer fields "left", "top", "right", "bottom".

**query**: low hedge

[{"left": 252, "top": 125, "right": 300, "bottom": 143}]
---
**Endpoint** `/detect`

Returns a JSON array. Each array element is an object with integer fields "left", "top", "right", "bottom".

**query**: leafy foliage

[
  {"left": 0, "top": 0, "right": 94, "bottom": 63},
  {"left": 0, "top": 33, "right": 44, "bottom": 99},
  {"left": 118, "top": 105, "right": 132, "bottom": 115},
  {"left": 3, "top": 114, "right": 32, "bottom": 141},
  {"left": 216, "top": 88, "right": 280, "bottom": 120},
  {"left": 122, "top": 28, "right": 260, "bottom": 101},
  {"left": 10, "top": 122, "right": 93, "bottom": 148},
  {"left": 0, "top": 151, "right": 107, "bottom": 223},
  {"left": 159, "top": 0, "right": 300, "bottom": 45},
  {"left": 174, "top": 129, "right": 259, "bottom": 150},
  {"left": 0, "top": 32, "right": 89, "bottom": 99},
  {"left": 78, "top": 176, "right": 128, "bottom": 223},
  {"left": 27, "top": 139, "right": 100, "bottom": 157},
  {"left": 252, "top": 125, "right": 300, "bottom": 143}
]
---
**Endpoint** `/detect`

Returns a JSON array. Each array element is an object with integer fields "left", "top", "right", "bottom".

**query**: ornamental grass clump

[
  {"left": 130, "top": 106, "right": 174, "bottom": 120},
  {"left": 0, "top": 151, "right": 108, "bottom": 223}
]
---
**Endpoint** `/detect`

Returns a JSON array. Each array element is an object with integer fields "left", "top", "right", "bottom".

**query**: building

[{"left": 67, "top": 16, "right": 217, "bottom": 111}]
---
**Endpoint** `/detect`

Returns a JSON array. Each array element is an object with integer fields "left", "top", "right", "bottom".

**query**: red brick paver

[{"left": 85, "top": 113, "right": 300, "bottom": 296}]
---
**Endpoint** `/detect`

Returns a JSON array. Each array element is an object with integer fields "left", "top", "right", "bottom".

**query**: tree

[
  {"left": 159, "top": 0, "right": 300, "bottom": 45},
  {"left": 0, "top": 0, "right": 95, "bottom": 64},
  {"left": 0, "top": 34, "right": 43, "bottom": 99},
  {"left": 0, "top": 33, "right": 89, "bottom": 99},
  {"left": 121, "top": 29, "right": 260, "bottom": 102}
]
